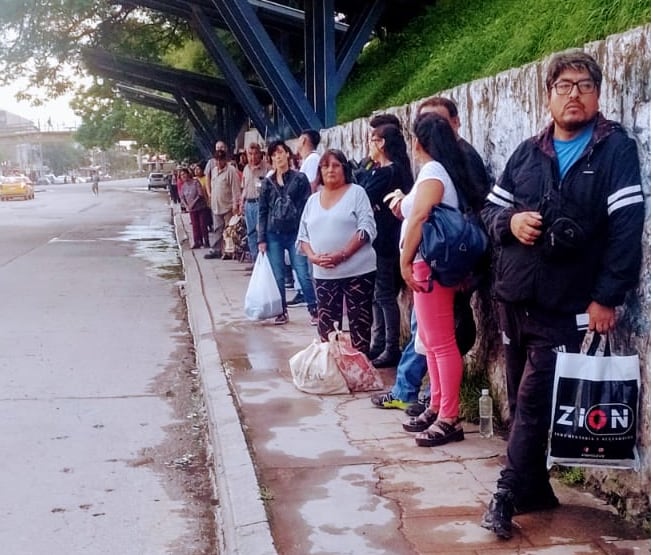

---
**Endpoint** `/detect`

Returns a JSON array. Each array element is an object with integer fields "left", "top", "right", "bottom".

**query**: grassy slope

[{"left": 337, "top": 0, "right": 650, "bottom": 123}]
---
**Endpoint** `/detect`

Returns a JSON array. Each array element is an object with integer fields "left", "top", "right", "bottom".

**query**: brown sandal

[
  {"left": 415, "top": 420, "right": 464, "bottom": 447},
  {"left": 402, "top": 407, "right": 438, "bottom": 432}
]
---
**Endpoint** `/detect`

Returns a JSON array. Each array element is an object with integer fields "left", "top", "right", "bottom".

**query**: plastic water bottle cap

[{"left": 481, "top": 389, "right": 489, "bottom": 395}]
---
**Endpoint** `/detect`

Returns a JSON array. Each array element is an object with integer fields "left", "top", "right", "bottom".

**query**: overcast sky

[{"left": 0, "top": 80, "right": 80, "bottom": 130}]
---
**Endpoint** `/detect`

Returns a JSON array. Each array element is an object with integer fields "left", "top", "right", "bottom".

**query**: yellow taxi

[{"left": 0, "top": 175, "right": 35, "bottom": 201}]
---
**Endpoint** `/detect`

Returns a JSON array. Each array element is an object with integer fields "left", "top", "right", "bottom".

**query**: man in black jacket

[{"left": 480, "top": 51, "right": 644, "bottom": 539}]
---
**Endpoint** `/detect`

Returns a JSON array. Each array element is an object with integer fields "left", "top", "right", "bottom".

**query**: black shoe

[
  {"left": 513, "top": 484, "right": 560, "bottom": 514},
  {"left": 204, "top": 250, "right": 222, "bottom": 259},
  {"left": 287, "top": 292, "right": 306, "bottom": 307},
  {"left": 481, "top": 489, "right": 514, "bottom": 539},
  {"left": 368, "top": 345, "right": 384, "bottom": 361},
  {"left": 372, "top": 350, "right": 401, "bottom": 368},
  {"left": 274, "top": 312, "right": 289, "bottom": 325},
  {"left": 405, "top": 399, "right": 429, "bottom": 417}
]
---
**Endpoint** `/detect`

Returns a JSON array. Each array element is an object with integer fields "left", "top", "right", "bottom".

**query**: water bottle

[{"left": 479, "top": 389, "right": 493, "bottom": 438}]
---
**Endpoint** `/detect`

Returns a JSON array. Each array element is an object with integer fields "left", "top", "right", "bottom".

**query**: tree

[{"left": 41, "top": 142, "right": 86, "bottom": 175}]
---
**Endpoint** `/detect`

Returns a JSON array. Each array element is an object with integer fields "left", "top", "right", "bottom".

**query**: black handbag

[{"left": 419, "top": 203, "right": 488, "bottom": 287}]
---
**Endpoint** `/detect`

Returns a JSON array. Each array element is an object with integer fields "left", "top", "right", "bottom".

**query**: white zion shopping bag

[{"left": 547, "top": 333, "right": 640, "bottom": 471}]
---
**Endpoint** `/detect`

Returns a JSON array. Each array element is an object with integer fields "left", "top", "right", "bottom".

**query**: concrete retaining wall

[{"left": 321, "top": 25, "right": 651, "bottom": 519}]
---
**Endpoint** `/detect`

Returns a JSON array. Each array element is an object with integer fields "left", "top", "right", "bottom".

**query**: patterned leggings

[{"left": 314, "top": 271, "right": 375, "bottom": 353}]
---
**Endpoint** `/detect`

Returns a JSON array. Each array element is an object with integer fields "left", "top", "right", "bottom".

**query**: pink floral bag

[{"left": 327, "top": 324, "right": 384, "bottom": 392}]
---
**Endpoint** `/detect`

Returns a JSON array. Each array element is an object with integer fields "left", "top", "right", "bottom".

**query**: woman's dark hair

[
  {"left": 412, "top": 112, "right": 481, "bottom": 210},
  {"left": 316, "top": 149, "right": 354, "bottom": 186},
  {"left": 267, "top": 139, "right": 292, "bottom": 159},
  {"left": 371, "top": 124, "right": 413, "bottom": 193}
]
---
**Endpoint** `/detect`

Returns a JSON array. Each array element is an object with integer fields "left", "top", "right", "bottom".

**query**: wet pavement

[{"left": 174, "top": 209, "right": 650, "bottom": 555}]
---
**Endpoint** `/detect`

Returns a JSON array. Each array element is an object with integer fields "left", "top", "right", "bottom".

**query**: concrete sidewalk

[{"left": 175, "top": 212, "right": 649, "bottom": 555}]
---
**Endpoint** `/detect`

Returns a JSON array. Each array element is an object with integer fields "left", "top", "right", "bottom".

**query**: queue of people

[{"left": 177, "top": 50, "right": 644, "bottom": 542}]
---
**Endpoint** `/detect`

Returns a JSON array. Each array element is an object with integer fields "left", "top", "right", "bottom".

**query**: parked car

[
  {"left": 148, "top": 172, "right": 167, "bottom": 190},
  {"left": 0, "top": 176, "right": 35, "bottom": 201}
]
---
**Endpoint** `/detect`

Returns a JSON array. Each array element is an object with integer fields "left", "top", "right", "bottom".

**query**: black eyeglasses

[{"left": 552, "top": 79, "right": 596, "bottom": 95}]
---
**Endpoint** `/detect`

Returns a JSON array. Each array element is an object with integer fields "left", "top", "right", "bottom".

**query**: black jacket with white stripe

[{"left": 481, "top": 113, "right": 644, "bottom": 314}]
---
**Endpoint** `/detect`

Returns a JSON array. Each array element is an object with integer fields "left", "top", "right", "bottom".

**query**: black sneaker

[
  {"left": 274, "top": 312, "right": 289, "bottom": 325},
  {"left": 287, "top": 292, "right": 306, "bottom": 307},
  {"left": 513, "top": 483, "right": 560, "bottom": 515},
  {"left": 481, "top": 489, "right": 514, "bottom": 539},
  {"left": 204, "top": 250, "right": 222, "bottom": 259}
]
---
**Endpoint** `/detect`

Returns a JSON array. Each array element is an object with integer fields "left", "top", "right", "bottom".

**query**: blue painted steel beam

[
  {"left": 173, "top": 92, "right": 215, "bottom": 158},
  {"left": 335, "top": 0, "right": 385, "bottom": 93},
  {"left": 207, "top": 0, "right": 323, "bottom": 134},
  {"left": 116, "top": 85, "right": 180, "bottom": 114},
  {"left": 304, "top": 0, "right": 336, "bottom": 127},
  {"left": 190, "top": 5, "right": 277, "bottom": 139}
]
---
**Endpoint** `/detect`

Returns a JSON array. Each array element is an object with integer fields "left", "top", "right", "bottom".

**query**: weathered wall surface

[{"left": 322, "top": 25, "right": 651, "bottom": 518}]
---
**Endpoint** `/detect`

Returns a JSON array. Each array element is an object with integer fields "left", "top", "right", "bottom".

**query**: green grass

[
  {"left": 459, "top": 364, "right": 491, "bottom": 424},
  {"left": 337, "top": 0, "right": 650, "bottom": 122}
]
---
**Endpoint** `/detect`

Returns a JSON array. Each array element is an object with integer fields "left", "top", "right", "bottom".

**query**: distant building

[{"left": 0, "top": 108, "right": 74, "bottom": 176}]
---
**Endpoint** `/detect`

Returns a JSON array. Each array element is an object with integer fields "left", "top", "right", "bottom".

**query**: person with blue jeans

[
  {"left": 239, "top": 142, "right": 268, "bottom": 264},
  {"left": 371, "top": 309, "right": 428, "bottom": 413},
  {"left": 258, "top": 140, "right": 317, "bottom": 325}
]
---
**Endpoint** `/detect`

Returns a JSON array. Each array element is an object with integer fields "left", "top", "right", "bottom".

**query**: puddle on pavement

[
  {"left": 222, "top": 358, "right": 253, "bottom": 375},
  {"left": 116, "top": 222, "right": 182, "bottom": 280}
]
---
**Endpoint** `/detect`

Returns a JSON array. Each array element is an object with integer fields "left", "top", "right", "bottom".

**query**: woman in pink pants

[{"left": 397, "top": 112, "right": 475, "bottom": 447}]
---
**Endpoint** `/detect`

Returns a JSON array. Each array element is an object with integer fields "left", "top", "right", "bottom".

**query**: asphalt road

[{"left": 0, "top": 179, "right": 216, "bottom": 554}]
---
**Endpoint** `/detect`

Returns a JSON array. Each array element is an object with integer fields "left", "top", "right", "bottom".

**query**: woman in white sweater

[{"left": 297, "top": 149, "right": 377, "bottom": 354}]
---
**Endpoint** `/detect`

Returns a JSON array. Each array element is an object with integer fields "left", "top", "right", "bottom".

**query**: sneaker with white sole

[
  {"left": 274, "top": 312, "right": 289, "bottom": 325},
  {"left": 370, "top": 391, "right": 409, "bottom": 410}
]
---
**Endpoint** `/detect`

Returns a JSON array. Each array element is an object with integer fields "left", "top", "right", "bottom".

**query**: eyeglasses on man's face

[
  {"left": 552, "top": 79, "right": 596, "bottom": 95},
  {"left": 368, "top": 137, "right": 382, "bottom": 143}
]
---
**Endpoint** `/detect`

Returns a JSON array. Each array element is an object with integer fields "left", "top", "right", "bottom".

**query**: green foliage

[
  {"left": 458, "top": 365, "right": 491, "bottom": 423},
  {"left": 41, "top": 143, "right": 86, "bottom": 175},
  {"left": 552, "top": 465, "right": 586, "bottom": 486},
  {"left": 337, "top": 0, "right": 650, "bottom": 122},
  {"left": 0, "top": 1, "right": 187, "bottom": 105}
]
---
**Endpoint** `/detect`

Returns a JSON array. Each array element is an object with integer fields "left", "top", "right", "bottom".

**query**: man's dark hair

[
  {"left": 417, "top": 96, "right": 458, "bottom": 118},
  {"left": 301, "top": 129, "right": 321, "bottom": 149},
  {"left": 545, "top": 50, "right": 603, "bottom": 93},
  {"left": 267, "top": 139, "right": 292, "bottom": 158},
  {"left": 316, "top": 149, "right": 354, "bottom": 186},
  {"left": 369, "top": 113, "right": 402, "bottom": 130}
]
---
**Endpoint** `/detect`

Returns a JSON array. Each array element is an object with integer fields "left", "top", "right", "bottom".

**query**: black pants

[
  {"left": 314, "top": 272, "right": 375, "bottom": 353},
  {"left": 496, "top": 302, "right": 585, "bottom": 498}
]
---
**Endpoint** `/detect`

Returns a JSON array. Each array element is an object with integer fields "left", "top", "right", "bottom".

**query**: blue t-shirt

[{"left": 553, "top": 124, "right": 594, "bottom": 179}]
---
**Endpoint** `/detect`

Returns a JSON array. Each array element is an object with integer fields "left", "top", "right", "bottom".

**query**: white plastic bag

[
  {"left": 244, "top": 253, "right": 283, "bottom": 320},
  {"left": 289, "top": 340, "right": 350, "bottom": 395}
]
